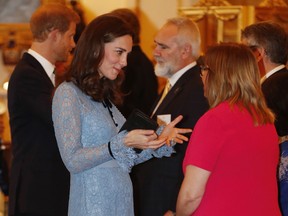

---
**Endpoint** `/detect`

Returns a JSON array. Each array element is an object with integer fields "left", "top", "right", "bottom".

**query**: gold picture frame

[{"left": 178, "top": 5, "right": 243, "bottom": 52}]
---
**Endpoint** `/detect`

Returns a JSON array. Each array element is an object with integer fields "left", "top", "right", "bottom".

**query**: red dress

[{"left": 183, "top": 102, "right": 281, "bottom": 216}]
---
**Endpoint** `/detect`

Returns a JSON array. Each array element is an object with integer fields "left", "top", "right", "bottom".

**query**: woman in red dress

[{"left": 169, "top": 43, "right": 281, "bottom": 216}]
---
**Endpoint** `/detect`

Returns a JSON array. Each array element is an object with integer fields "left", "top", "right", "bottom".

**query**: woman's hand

[
  {"left": 159, "top": 115, "right": 192, "bottom": 146},
  {"left": 124, "top": 129, "right": 166, "bottom": 149}
]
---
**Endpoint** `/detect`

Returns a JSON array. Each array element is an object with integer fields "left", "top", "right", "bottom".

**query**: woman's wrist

[{"left": 108, "top": 142, "right": 115, "bottom": 159}]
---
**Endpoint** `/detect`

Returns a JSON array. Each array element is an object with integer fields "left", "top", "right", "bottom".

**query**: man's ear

[
  {"left": 48, "top": 29, "right": 60, "bottom": 41},
  {"left": 181, "top": 43, "right": 192, "bottom": 58},
  {"left": 254, "top": 46, "right": 265, "bottom": 62}
]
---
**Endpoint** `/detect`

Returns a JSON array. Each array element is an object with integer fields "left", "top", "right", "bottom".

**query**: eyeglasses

[{"left": 200, "top": 65, "right": 211, "bottom": 77}]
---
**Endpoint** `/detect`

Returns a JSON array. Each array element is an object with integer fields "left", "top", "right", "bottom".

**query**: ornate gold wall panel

[{"left": 178, "top": 3, "right": 243, "bottom": 52}]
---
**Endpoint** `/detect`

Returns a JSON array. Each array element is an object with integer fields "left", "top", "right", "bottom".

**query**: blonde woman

[{"left": 167, "top": 43, "right": 281, "bottom": 216}]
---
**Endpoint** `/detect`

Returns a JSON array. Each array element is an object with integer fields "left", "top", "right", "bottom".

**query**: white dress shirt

[
  {"left": 151, "top": 61, "right": 197, "bottom": 117},
  {"left": 28, "top": 49, "right": 55, "bottom": 86},
  {"left": 261, "top": 64, "right": 286, "bottom": 83}
]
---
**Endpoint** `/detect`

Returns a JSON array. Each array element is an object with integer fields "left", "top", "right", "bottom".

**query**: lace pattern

[
  {"left": 52, "top": 82, "right": 175, "bottom": 215},
  {"left": 112, "top": 125, "right": 175, "bottom": 171},
  {"left": 279, "top": 141, "right": 288, "bottom": 182}
]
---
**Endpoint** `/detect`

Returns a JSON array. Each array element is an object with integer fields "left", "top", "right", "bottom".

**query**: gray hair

[
  {"left": 241, "top": 21, "right": 288, "bottom": 64},
  {"left": 166, "top": 17, "right": 201, "bottom": 59}
]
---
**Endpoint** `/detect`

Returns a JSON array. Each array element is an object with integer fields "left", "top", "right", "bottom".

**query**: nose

[
  {"left": 71, "top": 38, "right": 76, "bottom": 48},
  {"left": 120, "top": 55, "right": 127, "bottom": 68},
  {"left": 153, "top": 46, "right": 161, "bottom": 58}
]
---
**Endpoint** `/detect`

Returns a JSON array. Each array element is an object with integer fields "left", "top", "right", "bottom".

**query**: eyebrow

[
  {"left": 154, "top": 40, "right": 169, "bottom": 49},
  {"left": 115, "top": 47, "right": 127, "bottom": 52}
]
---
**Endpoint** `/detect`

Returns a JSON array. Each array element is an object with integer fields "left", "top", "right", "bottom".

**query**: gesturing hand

[{"left": 159, "top": 115, "right": 192, "bottom": 146}]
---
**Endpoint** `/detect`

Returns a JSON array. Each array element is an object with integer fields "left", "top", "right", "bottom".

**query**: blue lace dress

[
  {"left": 52, "top": 82, "right": 174, "bottom": 216},
  {"left": 279, "top": 141, "right": 288, "bottom": 216}
]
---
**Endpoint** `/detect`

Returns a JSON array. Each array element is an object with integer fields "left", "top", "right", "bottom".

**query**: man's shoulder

[
  {"left": 12, "top": 53, "right": 39, "bottom": 72},
  {"left": 180, "top": 64, "right": 200, "bottom": 77},
  {"left": 264, "top": 68, "right": 288, "bottom": 85},
  {"left": 175, "top": 65, "right": 202, "bottom": 87}
]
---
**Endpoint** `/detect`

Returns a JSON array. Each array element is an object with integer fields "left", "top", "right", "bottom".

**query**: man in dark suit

[
  {"left": 131, "top": 17, "right": 209, "bottom": 216},
  {"left": 7, "top": 4, "right": 79, "bottom": 216},
  {"left": 111, "top": 8, "right": 159, "bottom": 118},
  {"left": 242, "top": 21, "right": 288, "bottom": 216}
]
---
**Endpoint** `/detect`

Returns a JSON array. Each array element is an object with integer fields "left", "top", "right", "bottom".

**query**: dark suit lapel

[
  {"left": 152, "top": 65, "right": 200, "bottom": 117},
  {"left": 23, "top": 53, "right": 54, "bottom": 88},
  {"left": 154, "top": 84, "right": 183, "bottom": 115}
]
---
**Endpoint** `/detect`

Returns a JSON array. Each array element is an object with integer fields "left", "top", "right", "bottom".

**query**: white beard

[{"left": 155, "top": 63, "right": 173, "bottom": 78}]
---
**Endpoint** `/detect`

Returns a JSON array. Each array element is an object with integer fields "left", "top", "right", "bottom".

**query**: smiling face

[{"left": 98, "top": 34, "right": 132, "bottom": 80}]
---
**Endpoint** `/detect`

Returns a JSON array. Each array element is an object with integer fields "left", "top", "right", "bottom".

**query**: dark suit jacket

[
  {"left": 262, "top": 67, "right": 288, "bottom": 136},
  {"left": 117, "top": 45, "right": 158, "bottom": 118},
  {"left": 8, "top": 53, "right": 69, "bottom": 215},
  {"left": 131, "top": 64, "right": 209, "bottom": 216}
]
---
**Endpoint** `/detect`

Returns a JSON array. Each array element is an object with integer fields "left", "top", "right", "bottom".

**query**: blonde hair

[{"left": 204, "top": 42, "right": 274, "bottom": 125}]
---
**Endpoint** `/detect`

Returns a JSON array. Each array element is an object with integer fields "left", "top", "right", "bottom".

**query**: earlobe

[
  {"left": 255, "top": 47, "right": 265, "bottom": 62},
  {"left": 255, "top": 52, "right": 262, "bottom": 62},
  {"left": 48, "top": 29, "right": 59, "bottom": 41},
  {"left": 182, "top": 44, "right": 191, "bottom": 58}
]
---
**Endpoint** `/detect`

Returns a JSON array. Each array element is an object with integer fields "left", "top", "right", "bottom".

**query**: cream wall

[
  {"left": 138, "top": 0, "right": 178, "bottom": 59},
  {"left": 79, "top": 0, "right": 180, "bottom": 59},
  {"left": 80, "top": 0, "right": 137, "bottom": 22},
  {"left": 78, "top": 0, "right": 253, "bottom": 59}
]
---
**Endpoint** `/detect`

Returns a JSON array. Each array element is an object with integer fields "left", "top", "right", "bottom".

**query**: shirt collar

[
  {"left": 265, "top": 64, "right": 286, "bottom": 79},
  {"left": 168, "top": 61, "right": 197, "bottom": 86},
  {"left": 28, "top": 49, "right": 55, "bottom": 77}
]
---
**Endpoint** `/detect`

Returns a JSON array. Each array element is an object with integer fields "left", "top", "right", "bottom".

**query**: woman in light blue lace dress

[{"left": 52, "top": 14, "right": 191, "bottom": 216}]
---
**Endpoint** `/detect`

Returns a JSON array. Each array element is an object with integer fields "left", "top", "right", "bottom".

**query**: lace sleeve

[
  {"left": 129, "top": 125, "right": 175, "bottom": 168},
  {"left": 109, "top": 126, "right": 175, "bottom": 172},
  {"left": 109, "top": 130, "right": 138, "bottom": 172},
  {"left": 52, "top": 84, "right": 114, "bottom": 174}
]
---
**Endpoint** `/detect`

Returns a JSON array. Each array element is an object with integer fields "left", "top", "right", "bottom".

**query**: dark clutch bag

[
  {"left": 120, "top": 109, "right": 158, "bottom": 153},
  {"left": 120, "top": 109, "right": 158, "bottom": 132}
]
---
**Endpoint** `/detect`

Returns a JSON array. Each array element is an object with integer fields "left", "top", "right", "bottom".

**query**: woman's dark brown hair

[{"left": 67, "top": 13, "right": 133, "bottom": 105}]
